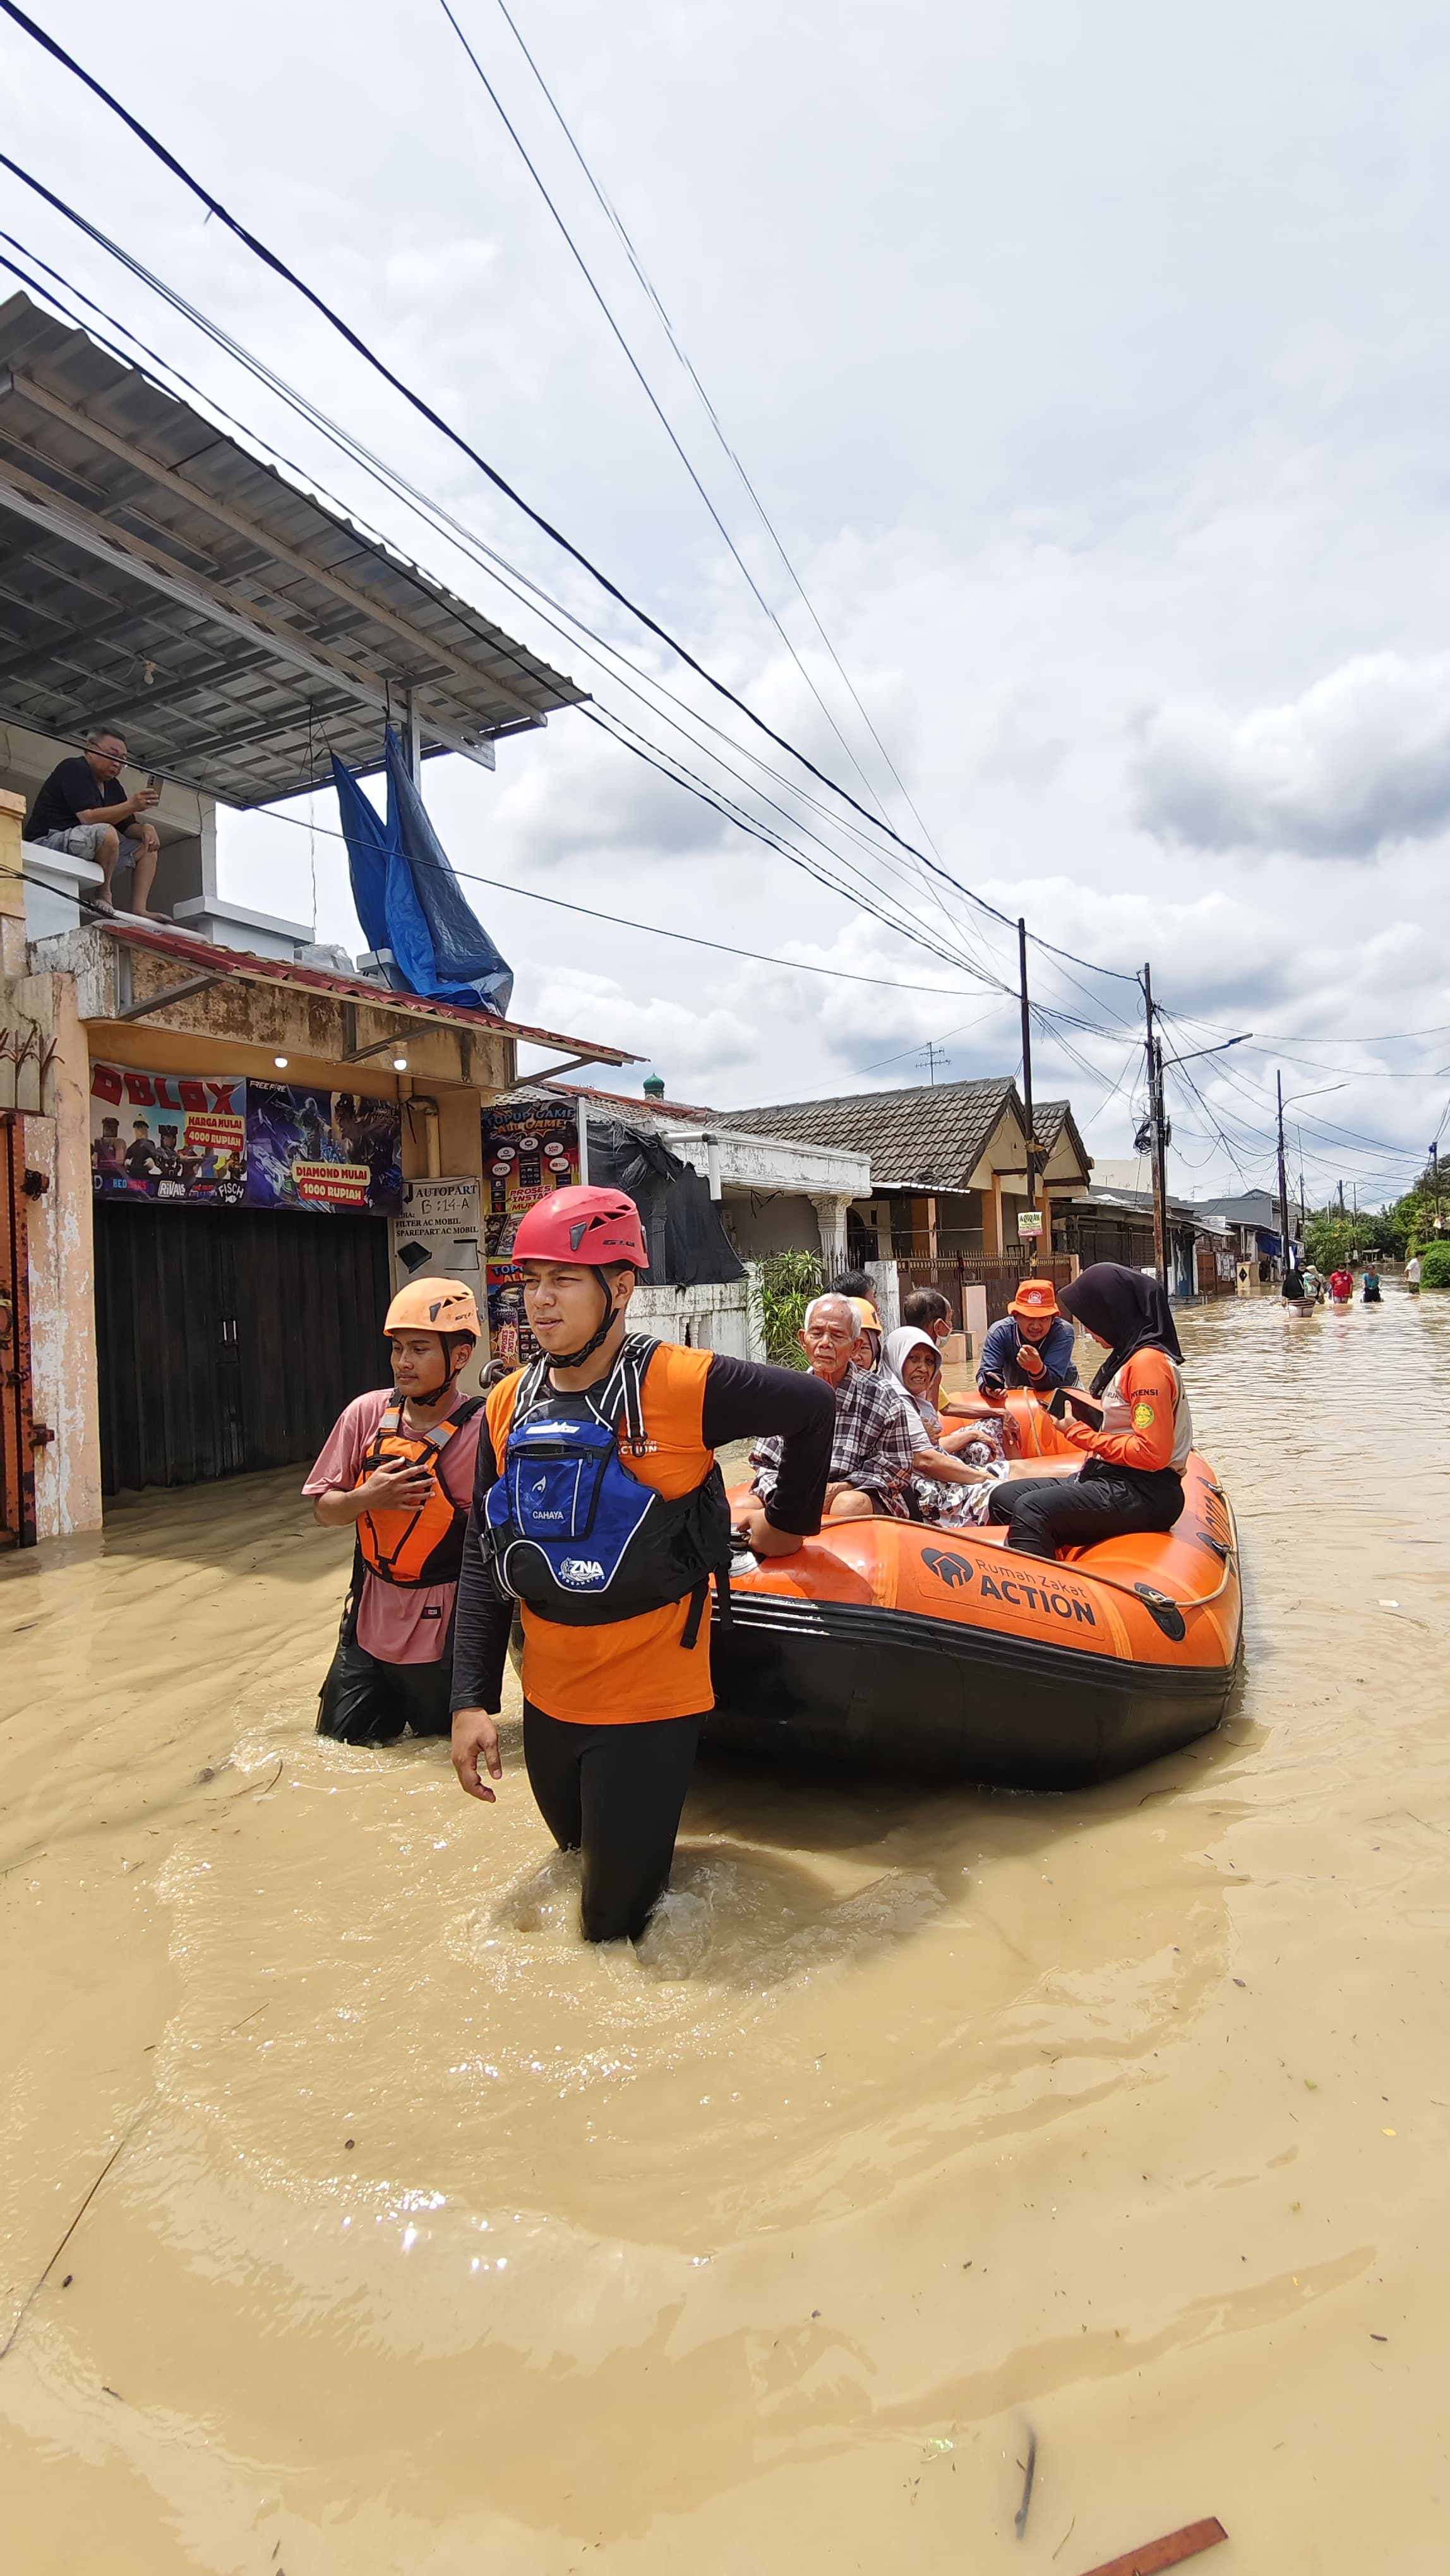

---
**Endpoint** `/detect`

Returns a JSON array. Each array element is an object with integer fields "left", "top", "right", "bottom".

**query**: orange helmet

[
  {"left": 849, "top": 1296, "right": 884, "bottom": 1335},
  {"left": 384, "top": 1277, "right": 481, "bottom": 1339},
  {"left": 1008, "top": 1277, "right": 1060, "bottom": 1321}
]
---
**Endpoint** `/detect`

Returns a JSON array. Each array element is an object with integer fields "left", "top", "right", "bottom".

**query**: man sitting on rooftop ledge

[{"left": 25, "top": 725, "right": 165, "bottom": 921}]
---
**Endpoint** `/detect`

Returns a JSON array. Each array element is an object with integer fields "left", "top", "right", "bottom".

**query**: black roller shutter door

[{"left": 95, "top": 1204, "right": 390, "bottom": 1494}]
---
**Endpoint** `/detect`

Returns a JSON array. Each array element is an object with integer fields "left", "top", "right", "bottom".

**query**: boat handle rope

[{"left": 1039, "top": 1483, "right": 1240, "bottom": 1622}]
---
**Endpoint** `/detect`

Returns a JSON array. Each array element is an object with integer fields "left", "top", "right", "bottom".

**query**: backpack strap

[
  {"left": 594, "top": 1334, "right": 658, "bottom": 1454},
  {"left": 510, "top": 1354, "right": 552, "bottom": 1429}
]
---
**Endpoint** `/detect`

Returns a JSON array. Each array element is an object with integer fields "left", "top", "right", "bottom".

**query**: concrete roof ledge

[{"left": 662, "top": 1122, "right": 870, "bottom": 1196}]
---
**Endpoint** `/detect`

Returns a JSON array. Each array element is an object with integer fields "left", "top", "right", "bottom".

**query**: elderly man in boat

[{"left": 744, "top": 1292, "right": 918, "bottom": 1532}]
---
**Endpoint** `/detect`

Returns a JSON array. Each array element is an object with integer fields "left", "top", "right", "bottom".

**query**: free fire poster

[
  {"left": 246, "top": 1083, "right": 404, "bottom": 1214},
  {"left": 482, "top": 1101, "right": 578, "bottom": 1362},
  {"left": 481, "top": 1100, "right": 578, "bottom": 1256},
  {"left": 90, "top": 1061, "right": 247, "bottom": 1205}
]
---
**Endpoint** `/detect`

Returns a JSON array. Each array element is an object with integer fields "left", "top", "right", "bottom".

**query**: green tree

[
  {"left": 751, "top": 1250, "right": 824, "bottom": 1367},
  {"left": 1303, "top": 1212, "right": 1354, "bottom": 1274},
  {"left": 1418, "top": 1241, "right": 1450, "bottom": 1288}
]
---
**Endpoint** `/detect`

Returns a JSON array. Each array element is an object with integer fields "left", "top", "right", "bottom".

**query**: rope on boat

[{"left": 1044, "top": 1481, "right": 1240, "bottom": 1620}]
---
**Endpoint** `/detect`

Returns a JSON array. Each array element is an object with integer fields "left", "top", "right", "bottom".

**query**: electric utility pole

[
  {"left": 1142, "top": 962, "right": 1168, "bottom": 1294},
  {"left": 1018, "top": 917, "right": 1039, "bottom": 1274},
  {"left": 1432, "top": 1138, "right": 1442, "bottom": 1231},
  {"left": 1275, "top": 1071, "right": 1292, "bottom": 1283}
]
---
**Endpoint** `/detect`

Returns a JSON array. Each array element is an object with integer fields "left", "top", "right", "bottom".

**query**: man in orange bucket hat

[{"left": 976, "top": 1274, "right": 1081, "bottom": 1398}]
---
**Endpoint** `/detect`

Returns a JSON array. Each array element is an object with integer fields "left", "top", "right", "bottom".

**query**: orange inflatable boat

[{"left": 710, "top": 1394, "right": 1242, "bottom": 1789}]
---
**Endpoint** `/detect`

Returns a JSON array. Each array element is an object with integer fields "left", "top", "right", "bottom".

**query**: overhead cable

[
  {"left": 0, "top": 205, "right": 1023, "bottom": 1001},
  {"left": 482, "top": 0, "right": 945, "bottom": 859},
  {"left": 433, "top": 0, "right": 904, "bottom": 838},
  {"left": 0, "top": 224, "right": 1011, "bottom": 998},
  {"left": 0, "top": 0, "right": 1144, "bottom": 994}
]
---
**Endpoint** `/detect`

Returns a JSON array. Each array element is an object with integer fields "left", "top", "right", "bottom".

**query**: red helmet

[{"left": 512, "top": 1184, "right": 648, "bottom": 1270}]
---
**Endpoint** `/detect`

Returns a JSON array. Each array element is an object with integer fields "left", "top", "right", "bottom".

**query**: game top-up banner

[
  {"left": 484, "top": 1260, "right": 542, "bottom": 1367},
  {"left": 246, "top": 1082, "right": 404, "bottom": 1215},
  {"left": 482, "top": 1100, "right": 578, "bottom": 1257},
  {"left": 90, "top": 1061, "right": 248, "bottom": 1206},
  {"left": 91, "top": 1064, "right": 405, "bottom": 1213}
]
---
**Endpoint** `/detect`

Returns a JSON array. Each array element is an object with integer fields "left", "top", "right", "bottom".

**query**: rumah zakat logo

[
  {"left": 559, "top": 1558, "right": 605, "bottom": 1585},
  {"left": 921, "top": 1547, "right": 974, "bottom": 1590}
]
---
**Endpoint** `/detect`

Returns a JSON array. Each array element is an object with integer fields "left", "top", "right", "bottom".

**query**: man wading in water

[
  {"left": 449, "top": 1186, "right": 833, "bottom": 1943},
  {"left": 306, "top": 1278, "right": 484, "bottom": 1744}
]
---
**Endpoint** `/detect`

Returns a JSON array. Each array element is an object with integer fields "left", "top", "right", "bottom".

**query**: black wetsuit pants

[
  {"left": 316, "top": 1633, "right": 455, "bottom": 1744},
  {"left": 988, "top": 1458, "right": 1185, "bottom": 1561},
  {"left": 523, "top": 1701, "right": 702, "bottom": 1944}
]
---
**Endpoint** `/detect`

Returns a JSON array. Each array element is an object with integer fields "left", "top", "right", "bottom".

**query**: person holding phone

[
  {"left": 976, "top": 1276, "right": 1079, "bottom": 1397},
  {"left": 986, "top": 1264, "right": 1192, "bottom": 1560},
  {"left": 24, "top": 724, "right": 167, "bottom": 918}
]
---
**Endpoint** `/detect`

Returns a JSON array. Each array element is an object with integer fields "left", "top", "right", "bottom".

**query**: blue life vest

[{"left": 484, "top": 1337, "right": 732, "bottom": 1635}]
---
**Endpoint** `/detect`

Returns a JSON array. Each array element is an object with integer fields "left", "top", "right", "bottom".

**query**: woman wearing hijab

[
  {"left": 884, "top": 1327, "right": 1002, "bottom": 1524},
  {"left": 986, "top": 1264, "right": 1192, "bottom": 1561}
]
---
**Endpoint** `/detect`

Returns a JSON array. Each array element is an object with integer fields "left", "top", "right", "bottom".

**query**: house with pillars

[{"left": 714, "top": 1075, "right": 1093, "bottom": 1263}]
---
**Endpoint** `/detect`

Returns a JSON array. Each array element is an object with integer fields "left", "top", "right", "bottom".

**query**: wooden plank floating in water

[{"left": 1077, "top": 2519, "right": 1228, "bottom": 2576}]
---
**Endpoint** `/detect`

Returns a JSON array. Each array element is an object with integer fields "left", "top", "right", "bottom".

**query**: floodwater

[{"left": 3, "top": 1292, "right": 1449, "bottom": 2574}]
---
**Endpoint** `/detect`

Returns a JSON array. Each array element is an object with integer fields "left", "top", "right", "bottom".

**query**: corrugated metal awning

[
  {"left": 89, "top": 917, "right": 639, "bottom": 1065},
  {"left": 0, "top": 290, "right": 585, "bottom": 807}
]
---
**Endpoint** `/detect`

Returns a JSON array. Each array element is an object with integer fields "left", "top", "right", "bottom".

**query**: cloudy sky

[{"left": 5, "top": 0, "right": 1450, "bottom": 1207}]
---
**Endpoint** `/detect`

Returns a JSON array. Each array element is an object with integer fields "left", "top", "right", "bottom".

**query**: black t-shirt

[{"left": 27, "top": 758, "right": 126, "bottom": 841}]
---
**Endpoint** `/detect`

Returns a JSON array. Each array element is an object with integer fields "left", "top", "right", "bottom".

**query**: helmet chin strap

[
  {"left": 396, "top": 1333, "right": 472, "bottom": 1410},
  {"left": 546, "top": 1269, "right": 619, "bottom": 1372}
]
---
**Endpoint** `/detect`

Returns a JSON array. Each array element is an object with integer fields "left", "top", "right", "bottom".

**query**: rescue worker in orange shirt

[
  {"left": 450, "top": 1187, "right": 834, "bottom": 1943},
  {"left": 986, "top": 1263, "right": 1192, "bottom": 1560},
  {"left": 306, "top": 1279, "right": 484, "bottom": 1744}
]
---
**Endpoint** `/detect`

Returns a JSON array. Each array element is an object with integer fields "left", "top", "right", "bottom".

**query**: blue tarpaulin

[{"left": 330, "top": 730, "right": 513, "bottom": 1017}]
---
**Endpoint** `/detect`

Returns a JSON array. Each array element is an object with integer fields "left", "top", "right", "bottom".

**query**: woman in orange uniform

[
  {"left": 450, "top": 1188, "right": 833, "bottom": 1943},
  {"left": 986, "top": 1263, "right": 1192, "bottom": 1560}
]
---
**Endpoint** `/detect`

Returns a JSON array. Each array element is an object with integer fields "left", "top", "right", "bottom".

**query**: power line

[
  {"left": 0, "top": 228, "right": 1013, "bottom": 1003},
  {"left": 0, "top": 186, "right": 1152, "bottom": 1041},
  {"left": 0, "top": 0, "right": 1144, "bottom": 998},
  {"left": 0, "top": 210, "right": 1026, "bottom": 1006},
  {"left": 434, "top": 0, "right": 905, "bottom": 843},
  {"left": 483, "top": 0, "right": 944, "bottom": 860},
  {"left": 0, "top": 4, "right": 988, "bottom": 917}
]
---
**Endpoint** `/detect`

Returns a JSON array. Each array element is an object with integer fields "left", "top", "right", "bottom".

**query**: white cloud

[
  {"left": 15, "top": 0, "right": 1450, "bottom": 1205},
  {"left": 1131, "top": 654, "right": 1450, "bottom": 857}
]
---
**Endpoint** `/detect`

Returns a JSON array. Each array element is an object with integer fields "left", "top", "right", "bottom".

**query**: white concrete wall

[
  {"left": 865, "top": 1261, "right": 901, "bottom": 1332},
  {"left": 662, "top": 1121, "right": 868, "bottom": 1199},
  {"left": 720, "top": 1190, "right": 822, "bottom": 1260},
  {"left": 630, "top": 1275, "right": 760, "bottom": 1361}
]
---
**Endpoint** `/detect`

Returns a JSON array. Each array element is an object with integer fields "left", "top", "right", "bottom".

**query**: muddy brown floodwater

[{"left": 3, "top": 1292, "right": 1449, "bottom": 2573}]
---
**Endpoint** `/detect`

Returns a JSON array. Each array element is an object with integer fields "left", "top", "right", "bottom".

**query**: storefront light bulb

[
  {"left": 273, "top": 1054, "right": 289, "bottom": 1070},
  {"left": 392, "top": 1054, "right": 409, "bottom": 1072}
]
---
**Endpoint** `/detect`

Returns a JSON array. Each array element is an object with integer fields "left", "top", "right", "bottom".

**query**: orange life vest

[{"left": 355, "top": 1400, "right": 482, "bottom": 1589}]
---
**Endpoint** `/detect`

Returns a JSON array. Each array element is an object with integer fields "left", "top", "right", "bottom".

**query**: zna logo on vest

[{"left": 560, "top": 1558, "right": 606, "bottom": 1585}]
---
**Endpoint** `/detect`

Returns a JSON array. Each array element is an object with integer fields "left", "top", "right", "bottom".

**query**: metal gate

[
  {"left": 896, "top": 1250, "right": 1077, "bottom": 1330},
  {"left": 93, "top": 1203, "right": 390, "bottom": 1494},
  {"left": 0, "top": 1115, "right": 36, "bottom": 1547}
]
